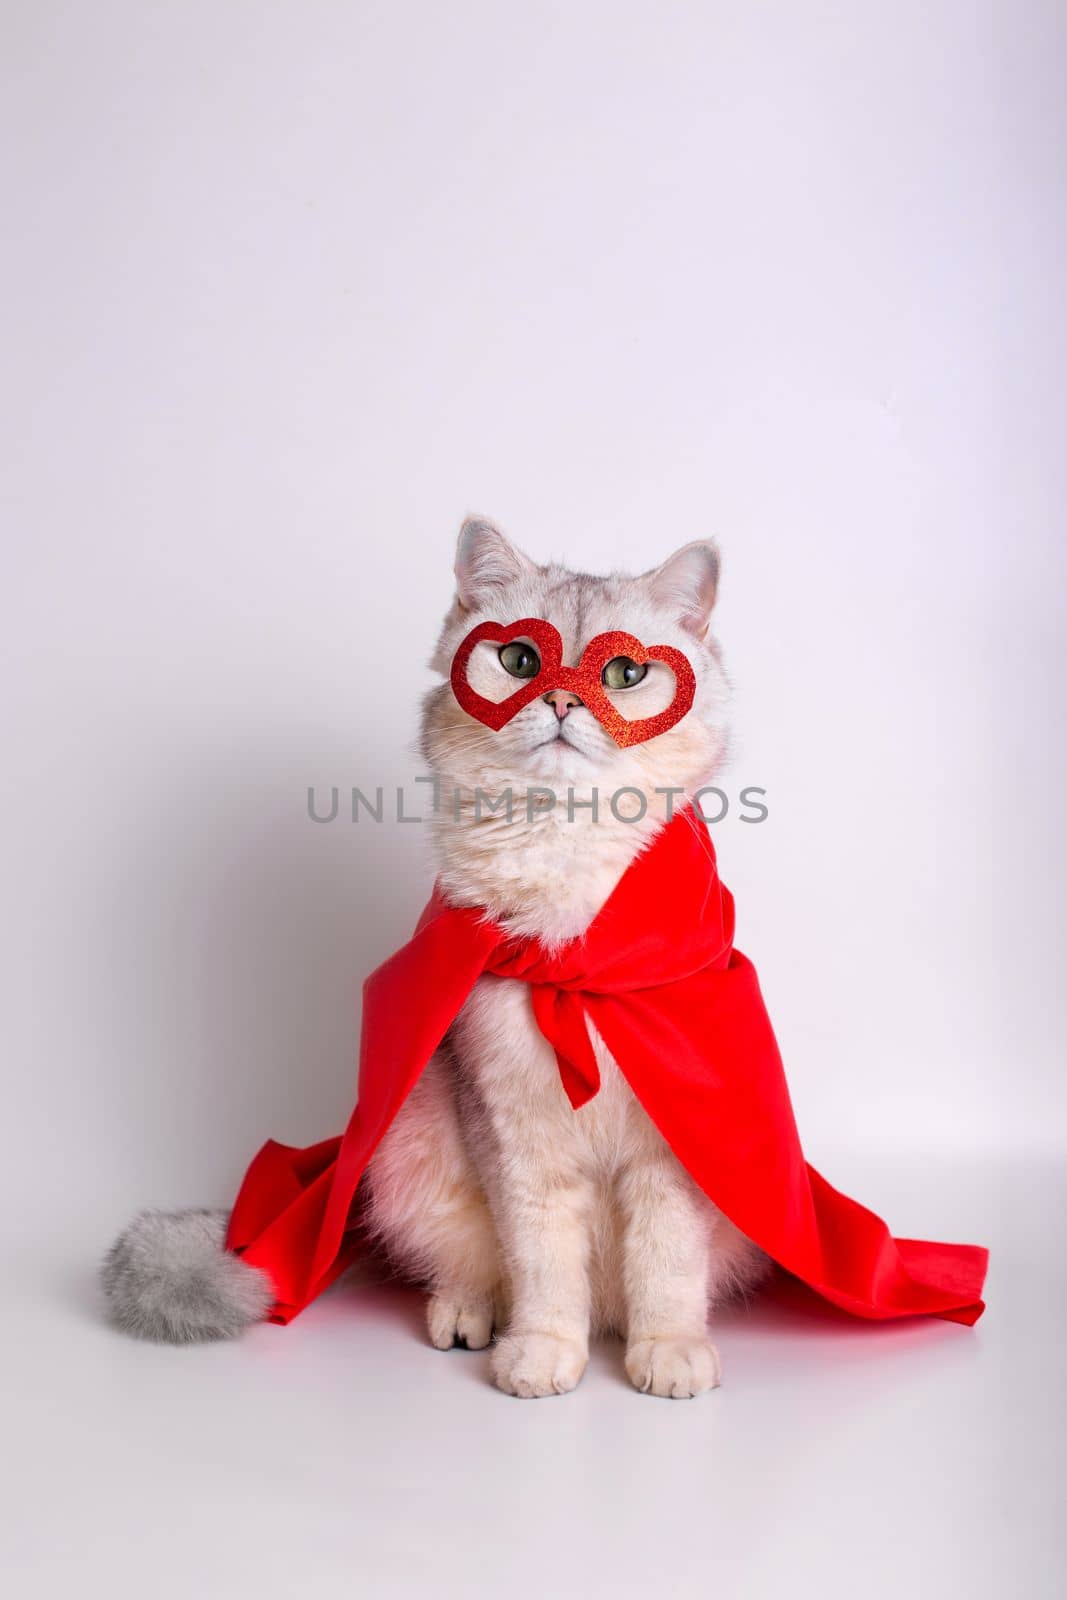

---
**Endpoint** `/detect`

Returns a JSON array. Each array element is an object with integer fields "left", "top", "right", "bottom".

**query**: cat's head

[{"left": 422, "top": 518, "right": 729, "bottom": 808}]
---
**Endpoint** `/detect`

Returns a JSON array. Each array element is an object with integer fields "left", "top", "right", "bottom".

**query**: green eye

[
  {"left": 602, "top": 656, "right": 648, "bottom": 690},
  {"left": 498, "top": 641, "right": 541, "bottom": 679}
]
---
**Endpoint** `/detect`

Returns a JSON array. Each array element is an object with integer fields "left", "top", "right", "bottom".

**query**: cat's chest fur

[
  {"left": 440, "top": 809, "right": 668, "bottom": 1175},
  {"left": 433, "top": 804, "right": 664, "bottom": 944},
  {"left": 452, "top": 974, "right": 649, "bottom": 1177}
]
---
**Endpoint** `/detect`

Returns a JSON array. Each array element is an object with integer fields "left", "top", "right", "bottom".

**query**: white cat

[
  {"left": 363, "top": 518, "right": 765, "bottom": 1398},
  {"left": 103, "top": 517, "right": 766, "bottom": 1396}
]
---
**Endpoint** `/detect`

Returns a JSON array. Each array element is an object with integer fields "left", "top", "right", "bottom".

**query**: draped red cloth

[{"left": 227, "top": 810, "right": 987, "bottom": 1327}]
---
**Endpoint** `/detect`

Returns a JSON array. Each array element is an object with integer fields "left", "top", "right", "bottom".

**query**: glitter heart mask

[{"left": 449, "top": 617, "right": 696, "bottom": 749}]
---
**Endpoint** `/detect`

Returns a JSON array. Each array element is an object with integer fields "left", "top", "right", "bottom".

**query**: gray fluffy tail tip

[{"left": 102, "top": 1208, "right": 273, "bottom": 1344}]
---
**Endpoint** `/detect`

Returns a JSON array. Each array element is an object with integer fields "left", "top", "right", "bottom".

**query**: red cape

[{"left": 227, "top": 811, "right": 987, "bottom": 1327}]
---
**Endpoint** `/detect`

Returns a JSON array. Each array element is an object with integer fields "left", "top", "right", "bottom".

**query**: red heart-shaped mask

[{"left": 449, "top": 618, "right": 696, "bottom": 749}]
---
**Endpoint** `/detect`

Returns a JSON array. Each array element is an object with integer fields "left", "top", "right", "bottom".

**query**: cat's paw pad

[
  {"left": 427, "top": 1291, "right": 494, "bottom": 1351},
  {"left": 625, "top": 1336, "right": 721, "bottom": 1398},
  {"left": 490, "top": 1332, "right": 587, "bottom": 1398}
]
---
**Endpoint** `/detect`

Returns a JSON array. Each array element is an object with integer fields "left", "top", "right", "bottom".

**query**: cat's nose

[{"left": 543, "top": 689, "right": 583, "bottom": 721}]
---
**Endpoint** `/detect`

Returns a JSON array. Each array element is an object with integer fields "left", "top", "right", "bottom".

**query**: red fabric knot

[{"left": 529, "top": 985, "right": 601, "bottom": 1108}]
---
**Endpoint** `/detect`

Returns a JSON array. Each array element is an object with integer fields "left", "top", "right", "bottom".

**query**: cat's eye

[
  {"left": 602, "top": 656, "right": 648, "bottom": 690},
  {"left": 498, "top": 641, "right": 541, "bottom": 679}
]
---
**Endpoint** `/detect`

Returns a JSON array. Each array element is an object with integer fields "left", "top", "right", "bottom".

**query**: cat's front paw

[
  {"left": 427, "top": 1290, "right": 494, "bottom": 1351},
  {"left": 625, "top": 1336, "right": 721, "bottom": 1399},
  {"left": 491, "top": 1332, "right": 587, "bottom": 1398}
]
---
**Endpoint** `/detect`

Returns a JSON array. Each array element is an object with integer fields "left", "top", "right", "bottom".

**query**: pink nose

[{"left": 543, "top": 689, "right": 583, "bottom": 721}]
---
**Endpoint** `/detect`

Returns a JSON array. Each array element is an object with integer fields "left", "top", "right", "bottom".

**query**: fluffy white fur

[{"left": 365, "top": 518, "right": 767, "bottom": 1398}]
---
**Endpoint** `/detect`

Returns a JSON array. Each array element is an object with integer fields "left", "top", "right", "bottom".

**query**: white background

[{"left": 3, "top": 3, "right": 1064, "bottom": 1597}]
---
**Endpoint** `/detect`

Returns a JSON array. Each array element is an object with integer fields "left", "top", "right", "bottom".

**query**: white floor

[{"left": 5, "top": 1153, "right": 1062, "bottom": 1600}]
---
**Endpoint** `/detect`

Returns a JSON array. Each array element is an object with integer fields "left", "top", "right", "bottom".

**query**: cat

[
  {"left": 104, "top": 517, "right": 766, "bottom": 1396},
  {"left": 361, "top": 519, "right": 766, "bottom": 1398}
]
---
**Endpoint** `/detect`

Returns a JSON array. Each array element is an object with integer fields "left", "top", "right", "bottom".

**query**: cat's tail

[{"left": 101, "top": 1208, "right": 273, "bottom": 1343}]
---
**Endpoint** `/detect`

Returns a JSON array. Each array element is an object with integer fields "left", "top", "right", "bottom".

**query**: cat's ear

[
  {"left": 454, "top": 516, "right": 536, "bottom": 610},
  {"left": 645, "top": 541, "right": 721, "bottom": 639}
]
